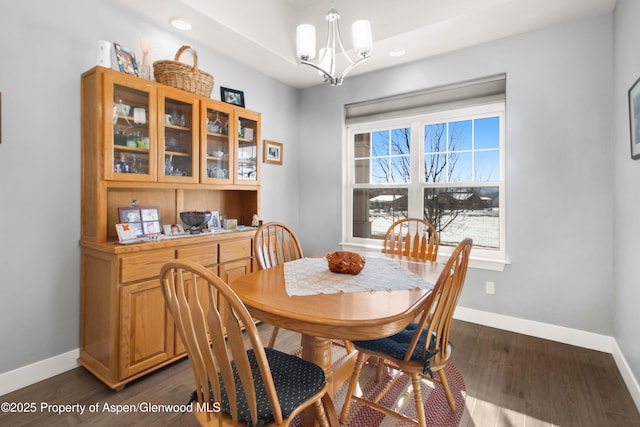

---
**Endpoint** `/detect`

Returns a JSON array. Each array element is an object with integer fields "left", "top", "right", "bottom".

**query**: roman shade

[{"left": 345, "top": 74, "right": 506, "bottom": 125}]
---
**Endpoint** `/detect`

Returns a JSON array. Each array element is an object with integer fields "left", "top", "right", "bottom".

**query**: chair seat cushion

[
  {"left": 353, "top": 323, "right": 438, "bottom": 375},
  {"left": 218, "top": 348, "right": 325, "bottom": 425}
]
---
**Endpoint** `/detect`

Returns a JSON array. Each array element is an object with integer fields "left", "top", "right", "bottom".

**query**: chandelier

[{"left": 295, "top": 2, "right": 372, "bottom": 86}]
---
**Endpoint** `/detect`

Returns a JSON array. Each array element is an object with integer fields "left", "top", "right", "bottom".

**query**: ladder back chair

[
  {"left": 340, "top": 238, "right": 473, "bottom": 427},
  {"left": 160, "top": 260, "right": 338, "bottom": 427},
  {"left": 383, "top": 218, "right": 439, "bottom": 262},
  {"left": 253, "top": 222, "right": 304, "bottom": 348}
]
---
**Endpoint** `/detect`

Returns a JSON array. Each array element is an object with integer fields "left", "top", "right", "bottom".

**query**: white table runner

[{"left": 283, "top": 256, "right": 434, "bottom": 296}]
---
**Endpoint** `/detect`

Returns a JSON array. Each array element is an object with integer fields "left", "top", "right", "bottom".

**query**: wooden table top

[{"left": 230, "top": 254, "right": 442, "bottom": 341}]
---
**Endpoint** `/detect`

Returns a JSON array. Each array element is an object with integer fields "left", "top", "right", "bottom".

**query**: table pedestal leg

[{"left": 300, "top": 335, "right": 332, "bottom": 426}]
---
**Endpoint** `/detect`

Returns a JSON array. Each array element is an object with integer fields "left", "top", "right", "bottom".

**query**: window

[{"left": 345, "top": 102, "right": 506, "bottom": 269}]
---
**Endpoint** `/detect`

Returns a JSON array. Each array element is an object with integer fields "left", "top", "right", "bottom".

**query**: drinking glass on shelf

[{"left": 209, "top": 112, "right": 222, "bottom": 133}]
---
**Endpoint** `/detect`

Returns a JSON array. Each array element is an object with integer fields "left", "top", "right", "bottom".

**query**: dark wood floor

[{"left": 1, "top": 320, "right": 639, "bottom": 426}]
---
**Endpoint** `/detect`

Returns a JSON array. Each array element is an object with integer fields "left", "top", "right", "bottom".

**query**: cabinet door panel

[
  {"left": 219, "top": 258, "right": 252, "bottom": 284},
  {"left": 158, "top": 87, "right": 199, "bottom": 183},
  {"left": 120, "top": 280, "right": 173, "bottom": 378},
  {"left": 234, "top": 110, "right": 260, "bottom": 185},
  {"left": 201, "top": 100, "right": 234, "bottom": 184},
  {"left": 104, "top": 73, "right": 158, "bottom": 182}
]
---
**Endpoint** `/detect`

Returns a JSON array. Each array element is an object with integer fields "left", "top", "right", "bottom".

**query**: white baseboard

[
  {"left": 611, "top": 340, "right": 640, "bottom": 411},
  {"left": 454, "top": 306, "right": 614, "bottom": 352},
  {"left": 0, "top": 349, "right": 79, "bottom": 397},
  {"left": 454, "top": 306, "right": 640, "bottom": 412},
  {"left": 1, "top": 310, "right": 639, "bottom": 414}
]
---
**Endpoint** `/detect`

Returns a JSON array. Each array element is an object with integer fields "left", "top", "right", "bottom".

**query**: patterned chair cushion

[
  {"left": 353, "top": 323, "right": 438, "bottom": 376},
  {"left": 216, "top": 348, "right": 326, "bottom": 426}
]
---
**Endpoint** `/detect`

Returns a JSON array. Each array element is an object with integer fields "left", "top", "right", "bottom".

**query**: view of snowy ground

[{"left": 368, "top": 210, "right": 499, "bottom": 249}]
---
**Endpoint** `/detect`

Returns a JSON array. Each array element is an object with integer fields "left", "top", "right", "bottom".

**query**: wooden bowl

[{"left": 326, "top": 251, "right": 366, "bottom": 275}]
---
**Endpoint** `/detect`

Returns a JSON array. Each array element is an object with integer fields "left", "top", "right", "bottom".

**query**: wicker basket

[
  {"left": 153, "top": 45, "right": 214, "bottom": 97},
  {"left": 326, "top": 251, "right": 366, "bottom": 275}
]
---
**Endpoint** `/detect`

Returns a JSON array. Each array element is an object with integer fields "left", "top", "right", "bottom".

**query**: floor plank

[{"left": 0, "top": 320, "right": 638, "bottom": 426}]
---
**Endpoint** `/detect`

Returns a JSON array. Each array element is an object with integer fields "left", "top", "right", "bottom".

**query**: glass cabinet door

[
  {"left": 201, "top": 100, "right": 233, "bottom": 184},
  {"left": 158, "top": 89, "right": 198, "bottom": 183},
  {"left": 105, "top": 75, "right": 157, "bottom": 181},
  {"left": 235, "top": 110, "right": 260, "bottom": 184}
]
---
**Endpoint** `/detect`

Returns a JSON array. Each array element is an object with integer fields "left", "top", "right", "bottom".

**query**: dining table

[{"left": 229, "top": 252, "right": 443, "bottom": 422}]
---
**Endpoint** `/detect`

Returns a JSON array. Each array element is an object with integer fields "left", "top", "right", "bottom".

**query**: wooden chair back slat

[
  {"left": 254, "top": 222, "right": 304, "bottom": 270},
  {"left": 383, "top": 218, "right": 440, "bottom": 262}
]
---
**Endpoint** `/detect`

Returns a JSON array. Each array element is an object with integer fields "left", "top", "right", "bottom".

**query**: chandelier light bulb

[
  {"left": 296, "top": 24, "right": 316, "bottom": 60},
  {"left": 352, "top": 20, "right": 372, "bottom": 56}
]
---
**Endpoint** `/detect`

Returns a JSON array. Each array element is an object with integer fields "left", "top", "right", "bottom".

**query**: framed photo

[
  {"left": 264, "top": 140, "right": 283, "bottom": 165},
  {"left": 220, "top": 87, "right": 245, "bottom": 107},
  {"left": 163, "top": 223, "right": 185, "bottom": 235},
  {"left": 118, "top": 206, "right": 161, "bottom": 236},
  {"left": 113, "top": 161, "right": 132, "bottom": 173},
  {"left": 113, "top": 42, "right": 140, "bottom": 77},
  {"left": 207, "top": 211, "right": 221, "bottom": 229},
  {"left": 629, "top": 76, "right": 640, "bottom": 159},
  {"left": 115, "top": 223, "right": 139, "bottom": 242}
]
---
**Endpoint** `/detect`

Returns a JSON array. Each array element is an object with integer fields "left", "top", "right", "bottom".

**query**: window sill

[{"left": 339, "top": 241, "right": 509, "bottom": 272}]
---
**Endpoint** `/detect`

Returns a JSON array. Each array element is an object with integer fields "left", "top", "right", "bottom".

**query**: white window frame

[{"left": 341, "top": 102, "right": 508, "bottom": 271}]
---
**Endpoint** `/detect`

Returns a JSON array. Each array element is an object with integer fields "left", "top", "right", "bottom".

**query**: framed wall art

[
  {"left": 629, "top": 76, "right": 640, "bottom": 160},
  {"left": 220, "top": 87, "right": 245, "bottom": 107},
  {"left": 264, "top": 140, "right": 283, "bottom": 165}
]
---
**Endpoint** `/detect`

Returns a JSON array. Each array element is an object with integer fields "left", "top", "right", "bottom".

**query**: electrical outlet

[{"left": 485, "top": 281, "right": 495, "bottom": 295}]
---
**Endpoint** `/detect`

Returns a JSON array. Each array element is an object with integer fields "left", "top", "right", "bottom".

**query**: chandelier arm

[
  {"left": 338, "top": 55, "right": 371, "bottom": 82},
  {"left": 333, "top": 21, "right": 355, "bottom": 66},
  {"left": 300, "top": 59, "right": 335, "bottom": 82}
]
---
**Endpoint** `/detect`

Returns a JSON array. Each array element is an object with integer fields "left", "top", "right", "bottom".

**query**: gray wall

[
  {"left": 1, "top": 0, "right": 637, "bottom": 388},
  {"left": 0, "top": 0, "right": 300, "bottom": 374},
  {"left": 613, "top": 0, "right": 640, "bottom": 384},
  {"left": 298, "top": 15, "right": 615, "bottom": 338}
]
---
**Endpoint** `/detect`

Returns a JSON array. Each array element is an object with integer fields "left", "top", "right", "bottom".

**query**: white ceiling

[{"left": 116, "top": 0, "right": 616, "bottom": 89}]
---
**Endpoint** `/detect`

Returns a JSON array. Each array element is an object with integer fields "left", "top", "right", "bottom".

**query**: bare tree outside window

[
  {"left": 351, "top": 113, "right": 502, "bottom": 250},
  {"left": 423, "top": 118, "right": 500, "bottom": 248}
]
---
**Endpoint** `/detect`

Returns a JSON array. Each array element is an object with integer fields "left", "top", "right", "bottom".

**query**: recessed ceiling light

[
  {"left": 389, "top": 49, "right": 406, "bottom": 57},
  {"left": 170, "top": 18, "right": 192, "bottom": 31}
]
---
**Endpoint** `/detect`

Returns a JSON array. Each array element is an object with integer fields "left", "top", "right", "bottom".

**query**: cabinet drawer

[
  {"left": 120, "top": 249, "right": 175, "bottom": 283},
  {"left": 176, "top": 243, "right": 218, "bottom": 266},
  {"left": 219, "top": 239, "right": 252, "bottom": 263}
]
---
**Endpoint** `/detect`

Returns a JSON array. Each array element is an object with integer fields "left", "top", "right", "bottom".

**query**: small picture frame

[
  {"left": 115, "top": 223, "right": 139, "bottom": 242},
  {"left": 113, "top": 42, "right": 140, "bottom": 77},
  {"left": 264, "top": 140, "right": 283, "bottom": 165},
  {"left": 220, "top": 87, "right": 245, "bottom": 107},
  {"left": 113, "top": 161, "right": 132, "bottom": 173},
  {"left": 629, "top": 76, "right": 640, "bottom": 159},
  {"left": 207, "top": 211, "right": 221, "bottom": 229},
  {"left": 118, "top": 206, "right": 161, "bottom": 236},
  {"left": 163, "top": 223, "right": 186, "bottom": 235}
]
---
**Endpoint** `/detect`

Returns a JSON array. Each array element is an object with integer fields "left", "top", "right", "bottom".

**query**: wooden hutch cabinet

[{"left": 79, "top": 66, "right": 260, "bottom": 389}]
